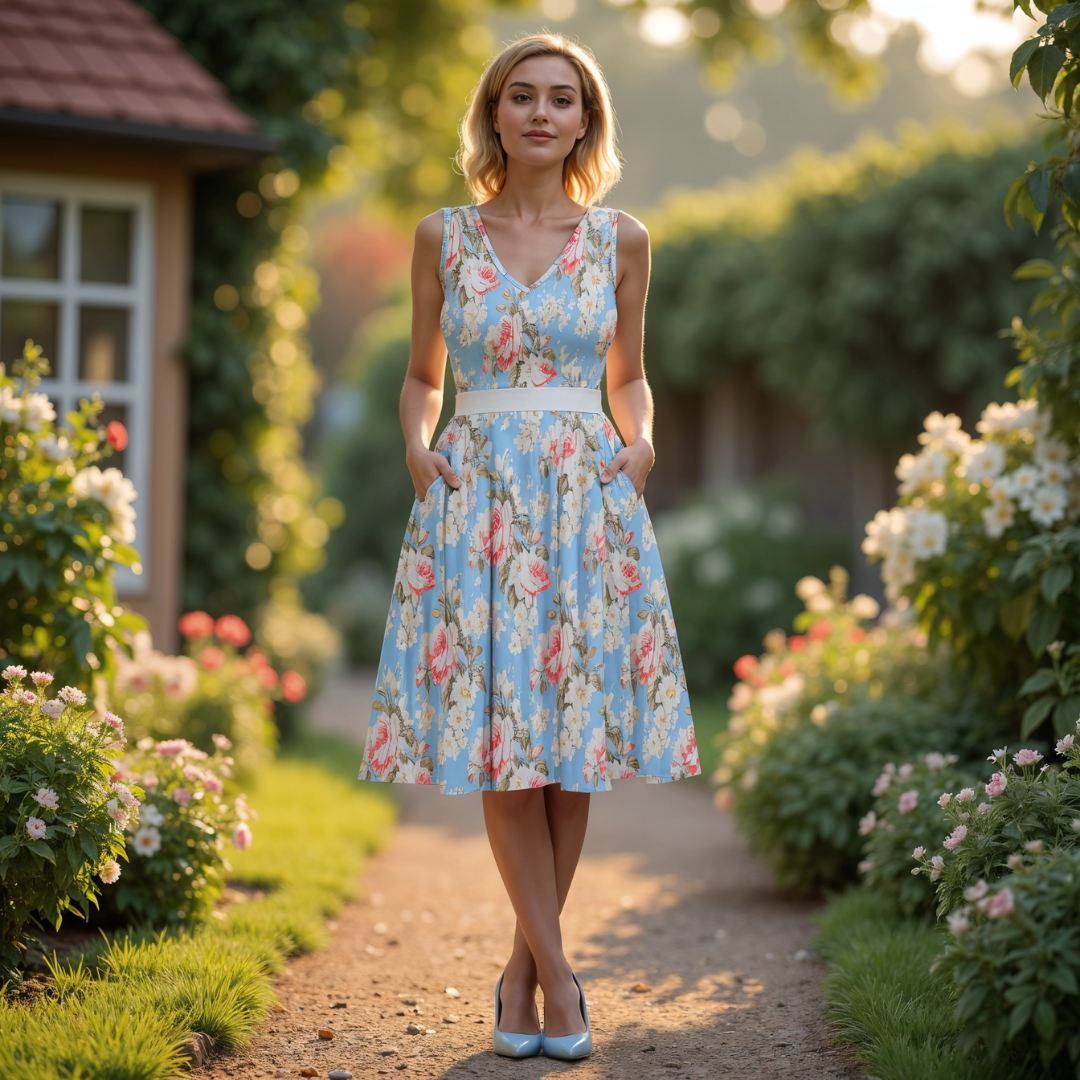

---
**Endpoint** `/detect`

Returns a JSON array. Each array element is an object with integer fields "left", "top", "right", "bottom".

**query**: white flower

[
  {"left": 106, "top": 798, "right": 129, "bottom": 828},
  {"left": 1034, "top": 436, "right": 1070, "bottom": 468},
  {"left": 918, "top": 411, "right": 969, "bottom": 455},
  {"left": 57, "top": 686, "right": 87, "bottom": 706},
  {"left": 0, "top": 386, "right": 22, "bottom": 425},
  {"left": 981, "top": 493, "right": 1015, "bottom": 539},
  {"left": 131, "top": 825, "right": 162, "bottom": 857},
  {"left": 111, "top": 782, "right": 136, "bottom": 808},
  {"left": 36, "top": 434, "right": 71, "bottom": 461},
  {"left": 20, "top": 392, "right": 54, "bottom": 432},
  {"left": 895, "top": 448, "right": 947, "bottom": 496},
  {"left": 232, "top": 822, "right": 253, "bottom": 850},
  {"left": 849, "top": 594, "right": 880, "bottom": 620},
  {"left": 30, "top": 671, "right": 53, "bottom": 686},
  {"left": 140, "top": 802, "right": 164, "bottom": 827},
  {"left": 795, "top": 576, "right": 826, "bottom": 601},
  {"left": 911, "top": 846, "right": 925, "bottom": 858},
  {"left": 1028, "top": 483, "right": 1068, "bottom": 527},
  {"left": 40, "top": 699, "right": 66, "bottom": 720},
  {"left": 99, "top": 859, "right": 121, "bottom": 884},
  {"left": 2, "top": 665, "right": 27, "bottom": 681},
  {"left": 962, "top": 440, "right": 1005, "bottom": 484},
  {"left": 858, "top": 811, "right": 877, "bottom": 835},
  {"left": 1000, "top": 464, "right": 1040, "bottom": 508},
  {"left": 32, "top": 787, "right": 59, "bottom": 810},
  {"left": 906, "top": 508, "right": 948, "bottom": 561},
  {"left": 26, "top": 816, "right": 47, "bottom": 840},
  {"left": 71, "top": 466, "right": 137, "bottom": 543},
  {"left": 946, "top": 909, "right": 970, "bottom": 937}
]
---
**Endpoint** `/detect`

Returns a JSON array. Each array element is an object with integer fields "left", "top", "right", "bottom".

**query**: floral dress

[{"left": 359, "top": 204, "right": 700, "bottom": 793}]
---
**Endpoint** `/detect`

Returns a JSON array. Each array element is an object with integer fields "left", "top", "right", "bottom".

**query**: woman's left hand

[{"left": 601, "top": 438, "right": 654, "bottom": 497}]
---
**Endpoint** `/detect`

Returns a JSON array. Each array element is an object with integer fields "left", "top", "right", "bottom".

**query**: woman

[{"left": 359, "top": 32, "right": 700, "bottom": 1060}]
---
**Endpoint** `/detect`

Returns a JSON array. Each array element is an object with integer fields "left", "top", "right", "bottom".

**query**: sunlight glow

[{"left": 639, "top": 5, "right": 692, "bottom": 47}]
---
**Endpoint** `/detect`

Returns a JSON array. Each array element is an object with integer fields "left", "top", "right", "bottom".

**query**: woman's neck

[{"left": 483, "top": 158, "right": 583, "bottom": 219}]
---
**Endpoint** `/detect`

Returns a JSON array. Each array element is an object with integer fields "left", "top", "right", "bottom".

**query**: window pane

[
  {"left": 1, "top": 196, "right": 62, "bottom": 279},
  {"left": 81, "top": 207, "right": 132, "bottom": 284},
  {"left": 96, "top": 402, "right": 128, "bottom": 476},
  {"left": 79, "top": 306, "right": 129, "bottom": 382},
  {"left": 0, "top": 300, "right": 59, "bottom": 371}
]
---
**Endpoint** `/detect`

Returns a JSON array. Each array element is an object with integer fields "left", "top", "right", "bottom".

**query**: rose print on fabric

[{"left": 359, "top": 205, "right": 699, "bottom": 793}]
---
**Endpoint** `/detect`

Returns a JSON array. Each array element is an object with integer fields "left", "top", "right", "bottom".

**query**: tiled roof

[{"left": 0, "top": 0, "right": 256, "bottom": 136}]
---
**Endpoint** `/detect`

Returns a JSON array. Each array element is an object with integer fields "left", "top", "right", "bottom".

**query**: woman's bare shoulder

[
  {"left": 612, "top": 210, "right": 648, "bottom": 253},
  {"left": 415, "top": 210, "right": 445, "bottom": 248}
]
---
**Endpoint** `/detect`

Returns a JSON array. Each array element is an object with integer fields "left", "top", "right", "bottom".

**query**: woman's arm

[
  {"left": 601, "top": 212, "right": 655, "bottom": 497},
  {"left": 401, "top": 211, "right": 462, "bottom": 499}
]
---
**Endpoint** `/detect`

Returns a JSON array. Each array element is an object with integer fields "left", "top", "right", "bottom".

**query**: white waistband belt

[{"left": 454, "top": 387, "right": 603, "bottom": 415}]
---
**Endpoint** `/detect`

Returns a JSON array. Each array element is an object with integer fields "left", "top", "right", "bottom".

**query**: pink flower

[
  {"left": 955, "top": 788, "right": 975, "bottom": 803},
  {"left": 215, "top": 614, "right": 251, "bottom": 647},
  {"left": 364, "top": 713, "right": 400, "bottom": 779},
  {"left": 943, "top": 824, "right": 968, "bottom": 850},
  {"left": 178, "top": 610, "right": 215, "bottom": 638},
  {"left": 938, "top": 792, "right": 952, "bottom": 808},
  {"left": 482, "top": 715, "right": 515, "bottom": 786},
  {"left": 172, "top": 787, "right": 192, "bottom": 807},
  {"left": 212, "top": 734, "right": 233, "bottom": 751},
  {"left": 106, "top": 799, "right": 128, "bottom": 827},
  {"left": 2, "top": 665, "right": 27, "bottom": 681},
  {"left": 560, "top": 225, "right": 586, "bottom": 277},
  {"left": 551, "top": 426, "right": 584, "bottom": 467},
  {"left": 200, "top": 646, "right": 225, "bottom": 671},
  {"left": 156, "top": 739, "right": 193, "bottom": 758},
  {"left": 485, "top": 312, "right": 524, "bottom": 372},
  {"left": 232, "top": 822, "right": 253, "bottom": 851},
  {"left": 912, "top": 846, "right": 925, "bottom": 858},
  {"left": 986, "top": 886, "right": 1015, "bottom": 919},
  {"left": 428, "top": 620, "right": 459, "bottom": 687},
  {"left": 632, "top": 619, "right": 666, "bottom": 687},
  {"left": 964, "top": 879, "right": 988, "bottom": 902},
  {"left": 985, "top": 772, "right": 1008, "bottom": 798},
  {"left": 106, "top": 420, "right": 128, "bottom": 451},
  {"left": 977, "top": 801, "right": 991, "bottom": 814},
  {"left": 858, "top": 811, "right": 877, "bottom": 835},
  {"left": 32, "top": 787, "right": 59, "bottom": 810},
  {"left": 405, "top": 548, "right": 436, "bottom": 597},
  {"left": 541, "top": 623, "right": 574, "bottom": 686},
  {"left": 733, "top": 655, "right": 758, "bottom": 681},
  {"left": 99, "top": 859, "right": 121, "bottom": 884},
  {"left": 17, "top": 690, "right": 36, "bottom": 705},
  {"left": 808, "top": 619, "right": 832, "bottom": 641},
  {"left": 898, "top": 763, "right": 914, "bottom": 781},
  {"left": 445, "top": 210, "right": 463, "bottom": 271},
  {"left": 281, "top": 671, "right": 306, "bottom": 703},
  {"left": 1013, "top": 749, "right": 1043, "bottom": 767},
  {"left": 676, "top": 726, "right": 700, "bottom": 775},
  {"left": 57, "top": 686, "right": 87, "bottom": 706},
  {"left": 1057, "top": 733, "right": 1075, "bottom": 755},
  {"left": 460, "top": 256, "right": 500, "bottom": 297},
  {"left": 30, "top": 671, "right": 53, "bottom": 686},
  {"left": 111, "top": 783, "right": 136, "bottom": 808},
  {"left": 897, "top": 789, "right": 919, "bottom": 815},
  {"left": 515, "top": 553, "right": 552, "bottom": 598},
  {"left": 872, "top": 768, "right": 894, "bottom": 797},
  {"left": 607, "top": 549, "right": 642, "bottom": 597},
  {"left": 26, "top": 816, "right": 47, "bottom": 840}
]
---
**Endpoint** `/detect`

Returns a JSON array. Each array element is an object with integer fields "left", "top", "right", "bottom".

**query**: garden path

[{"left": 196, "top": 673, "right": 859, "bottom": 1080}]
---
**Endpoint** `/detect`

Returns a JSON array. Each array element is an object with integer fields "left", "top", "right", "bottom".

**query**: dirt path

[{"left": 197, "top": 676, "right": 858, "bottom": 1080}]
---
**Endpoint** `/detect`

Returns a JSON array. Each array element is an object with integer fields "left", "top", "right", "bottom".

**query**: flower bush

[
  {"left": 106, "top": 734, "right": 253, "bottom": 928},
  {"left": 934, "top": 848, "right": 1080, "bottom": 1074},
  {"left": 859, "top": 752, "right": 981, "bottom": 915},
  {"left": 108, "top": 612, "right": 307, "bottom": 776},
  {"left": 651, "top": 487, "right": 846, "bottom": 691},
  {"left": 0, "top": 342, "right": 145, "bottom": 684},
  {"left": 0, "top": 666, "right": 135, "bottom": 980},
  {"left": 913, "top": 729, "right": 1080, "bottom": 920}
]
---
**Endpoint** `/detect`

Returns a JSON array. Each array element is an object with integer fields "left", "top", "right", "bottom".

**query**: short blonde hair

[{"left": 457, "top": 33, "right": 622, "bottom": 207}]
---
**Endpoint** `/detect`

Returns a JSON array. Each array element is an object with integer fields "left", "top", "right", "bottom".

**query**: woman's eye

[{"left": 554, "top": 97, "right": 572, "bottom": 106}]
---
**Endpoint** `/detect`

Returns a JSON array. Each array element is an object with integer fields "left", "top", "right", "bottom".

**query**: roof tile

[{"left": 0, "top": 0, "right": 257, "bottom": 137}]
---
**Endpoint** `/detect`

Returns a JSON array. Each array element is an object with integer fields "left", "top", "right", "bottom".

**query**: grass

[
  {"left": 815, "top": 890, "right": 1039, "bottom": 1080},
  {"left": 0, "top": 737, "right": 395, "bottom": 1079},
  {"left": 691, "top": 690, "right": 729, "bottom": 781}
]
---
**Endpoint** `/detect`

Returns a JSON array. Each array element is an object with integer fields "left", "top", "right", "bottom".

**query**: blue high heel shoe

[
  {"left": 542, "top": 972, "right": 592, "bottom": 1060},
  {"left": 493, "top": 973, "right": 543, "bottom": 1058}
]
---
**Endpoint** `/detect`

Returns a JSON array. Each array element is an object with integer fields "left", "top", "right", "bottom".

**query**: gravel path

[{"left": 196, "top": 674, "right": 859, "bottom": 1080}]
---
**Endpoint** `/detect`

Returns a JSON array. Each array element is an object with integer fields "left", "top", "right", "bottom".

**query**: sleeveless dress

[{"left": 358, "top": 204, "right": 700, "bottom": 794}]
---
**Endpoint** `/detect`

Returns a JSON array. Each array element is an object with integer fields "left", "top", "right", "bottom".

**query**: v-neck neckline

[{"left": 470, "top": 204, "right": 590, "bottom": 294}]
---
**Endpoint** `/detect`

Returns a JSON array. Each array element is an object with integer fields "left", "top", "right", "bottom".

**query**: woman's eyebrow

[{"left": 507, "top": 80, "right": 578, "bottom": 92}]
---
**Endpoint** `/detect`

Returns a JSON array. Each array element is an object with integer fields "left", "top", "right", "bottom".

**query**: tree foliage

[
  {"left": 133, "top": 0, "right": 521, "bottom": 627},
  {"left": 644, "top": 126, "right": 1052, "bottom": 460}
]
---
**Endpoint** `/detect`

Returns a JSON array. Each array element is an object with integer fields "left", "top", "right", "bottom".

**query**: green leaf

[
  {"left": 1005, "top": 175, "right": 1030, "bottom": 228},
  {"left": 1022, "top": 694, "right": 1056, "bottom": 737},
  {"left": 1029, "top": 166, "right": 1052, "bottom": 212},
  {"left": 1033, "top": 998, "right": 1056, "bottom": 1042},
  {"left": 78, "top": 831, "right": 98, "bottom": 861},
  {"left": 1011, "top": 36, "right": 1042, "bottom": 88},
  {"left": 1020, "top": 668, "right": 1059, "bottom": 695},
  {"left": 0, "top": 835, "right": 17, "bottom": 858},
  {"left": 1014, "top": 258, "right": 1058, "bottom": 279},
  {"left": 1029, "top": 44, "right": 1065, "bottom": 100},
  {"left": 1052, "top": 695, "right": 1080, "bottom": 736},
  {"left": 1026, "top": 603, "right": 1062, "bottom": 656},
  {"left": 1042, "top": 563, "right": 1074, "bottom": 603},
  {"left": 27, "top": 840, "right": 55, "bottom": 863},
  {"left": 1048, "top": 2, "right": 1080, "bottom": 23},
  {"left": 1000, "top": 588, "right": 1038, "bottom": 639}
]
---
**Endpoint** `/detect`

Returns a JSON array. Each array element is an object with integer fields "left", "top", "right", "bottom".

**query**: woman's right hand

[{"left": 406, "top": 445, "right": 462, "bottom": 500}]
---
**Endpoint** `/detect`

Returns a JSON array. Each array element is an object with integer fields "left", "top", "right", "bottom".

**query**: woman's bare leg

[{"left": 482, "top": 785, "right": 590, "bottom": 1037}]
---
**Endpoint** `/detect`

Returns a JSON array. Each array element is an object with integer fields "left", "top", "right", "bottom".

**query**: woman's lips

[{"left": 524, "top": 132, "right": 555, "bottom": 141}]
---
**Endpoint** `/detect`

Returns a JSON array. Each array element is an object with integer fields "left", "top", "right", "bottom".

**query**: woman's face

[{"left": 492, "top": 55, "right": 589, "bottom": 171}]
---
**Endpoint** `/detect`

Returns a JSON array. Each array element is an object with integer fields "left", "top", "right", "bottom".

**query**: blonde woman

[{"left": 359, "top": 32, "right": 700, "bottom": 1060}]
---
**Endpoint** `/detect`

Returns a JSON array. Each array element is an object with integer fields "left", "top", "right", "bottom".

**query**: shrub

[
  {"left": 0, "top": 666, "right": 134, "bottom": 981},
  {"left": 651, "top": 487, "right": 846, "bottom": 691},
  {"left": 860, "top": 753, "right": 981, "bottom": 916},
  {"left": 935, "top": 848, "right": 1080, "bottom": 1074},
  {"left": 0, "top": 342, "right": 145, "bottom": 685},
  {"left": 108, "top": 612, "right": 305, "bottom": 777},
  {"left": 913, "top": 729, "right": 1080, "bottom": 919},
  {"left": 106, "top": 735, "right": 252, "bottom": 928}
]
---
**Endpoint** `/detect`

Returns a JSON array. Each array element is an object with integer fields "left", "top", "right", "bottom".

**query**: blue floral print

[{"left": 359, "top": 205, "right": 700, "bottom": 793}]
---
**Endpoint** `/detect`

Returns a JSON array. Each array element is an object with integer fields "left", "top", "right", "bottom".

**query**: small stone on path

[
  {"left": 632, "top": 982, "right": 650, "bottom": 993},
  {"left": 444, "top": 987, "right": 460, "bottom": 997},
  {"left": 328, "top": 1072, "right": 353, "bottom": 1079},
  {"left": 317, "top": 1029, "right": 335, "bottom": 1039}
]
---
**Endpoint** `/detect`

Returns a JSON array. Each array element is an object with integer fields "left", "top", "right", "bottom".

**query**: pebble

[
  {"left": 443, "top": 1014, "right": 459, "bottom": 1023},
  {"left": 445, "top": 987, "right": 461, "bottom": 998},
  {"left": 317, "top": 1028, "right": 335, "bottom": 1039},
  {"left": 328, "top": 1072, "right": 353, "bottom": 1080},
  {"left": 714, "top": 929, "right": 727, "bottom": 941},
  {"left": 632, "top": 982, "right": 650, "bottom": 993},
  {"left": 379, "top": 1047, "right": 399, "bottom": 1056},
  {"left": 794, "top": 949, "right": 812, "bottom": 961},
  {"left": 406, "top": 1022, "right": 424, "bottom": 1035}
]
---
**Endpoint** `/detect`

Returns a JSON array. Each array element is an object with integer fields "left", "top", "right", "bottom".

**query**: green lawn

[
  {"left": 0, "top": 738, "right": 395, "bottom": 1079},
  {"left": 691, "top": 690, "right": 730, "bottom": 782},
  {"left": 815, "top": 890, "right": 1039, "bottom": 1080}
]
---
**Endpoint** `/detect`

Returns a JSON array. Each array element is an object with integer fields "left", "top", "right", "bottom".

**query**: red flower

[
  {"left": 178, "top": 610, "right": 215, "bottom": 638},
  {"left": 246, "top": 647, "right": 270, "bottom": 668},
  {"left": 257, "top": 665, "right": 279, "bottom": 689},
  {"left": 808, "top": 619, "right": 833, "bottom": 642},
  {"left": 849, "top": 628, "right": 866, "bottom": 643},
  {"left": 200, "top": 646, "right": 224, "bottom": 671},
  {"left": 281, "top": 670, "right": 306, "bottom": 703},
  {"left": 788, "top": 635, "right": 807, "bottom": 652},
  {"left": 215, "top": 614, "right": 251, "bottom": 647},
  {"left": 733, "top": 654, "right": 758, "bottom": 681},
  {"left": 106, "top": 421, "right": 128, "bottom": 451}
]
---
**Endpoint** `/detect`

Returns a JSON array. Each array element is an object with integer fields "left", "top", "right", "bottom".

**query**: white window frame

[{"left": 0, "top": 171, "right": 155, "bottom": 596}]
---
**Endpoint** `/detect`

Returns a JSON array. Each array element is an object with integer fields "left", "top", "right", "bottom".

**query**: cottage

[{"left": 0, "top": 0, "right": 271, "bottom": 647}]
